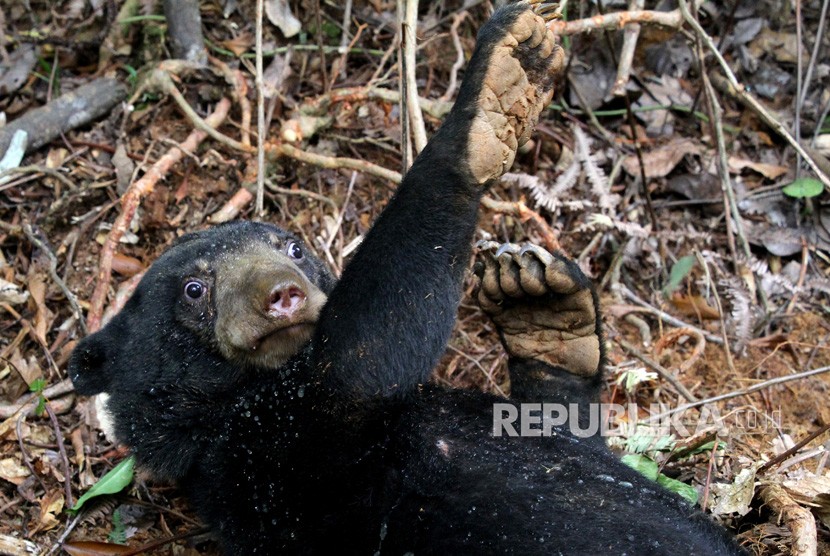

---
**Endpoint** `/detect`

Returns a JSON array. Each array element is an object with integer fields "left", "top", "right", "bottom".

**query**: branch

[{"left": 548, "top": 9, "right": 684, "bottom": 35}]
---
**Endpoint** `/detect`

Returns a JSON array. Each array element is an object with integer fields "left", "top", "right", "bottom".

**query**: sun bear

[{"left": 69, "top": 2, "right": 743, "bottom": 554}]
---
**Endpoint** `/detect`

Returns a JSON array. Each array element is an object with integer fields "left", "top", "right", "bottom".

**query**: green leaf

[
  {"left": 71, "top": 457, "right": 136, "bottom": 512},
  {"left": 621, "top": 454, "right": 659, "bottom": 480},
  {"left": 657, "top": 475, "right": 699, "bottom": 505},
  {"left": 34, "top": 396, "right": 46, "bottom": 417},
  {"left": 663, "top": 255, "right": 696, "bottom": 296},
  {"left": 782, "top": 177, "right": 824, "bottom": 199},
  {"left": 29, "top": 378, "right": 46, "bottom": 393}
]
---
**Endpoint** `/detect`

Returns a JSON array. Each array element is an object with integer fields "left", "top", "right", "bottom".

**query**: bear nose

[{"left": 268, "top": 285, "right": 306, "bottom": 318}]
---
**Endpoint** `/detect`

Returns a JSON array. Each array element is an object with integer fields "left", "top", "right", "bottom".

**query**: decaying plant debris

[{"left": 0, "top": 0, "right": 829, "bottom": 554}]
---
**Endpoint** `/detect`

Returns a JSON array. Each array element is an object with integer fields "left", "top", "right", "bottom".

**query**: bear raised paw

[{"left": 70, "top": 2, "right": 744, "bottom": 554}]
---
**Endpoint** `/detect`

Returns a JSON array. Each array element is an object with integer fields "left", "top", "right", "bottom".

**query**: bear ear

[{"left": 68, "top": 332, "right": 115, "bottom": 395}]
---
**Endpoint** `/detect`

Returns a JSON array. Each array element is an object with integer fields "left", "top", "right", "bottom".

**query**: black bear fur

[{"left": 70, "top": 3, "right": 744, "bottom": 554}]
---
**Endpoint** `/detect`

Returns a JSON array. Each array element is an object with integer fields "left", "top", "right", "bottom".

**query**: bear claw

[{"left": 473, "top": 241, "right": 601, "bottom": 378}]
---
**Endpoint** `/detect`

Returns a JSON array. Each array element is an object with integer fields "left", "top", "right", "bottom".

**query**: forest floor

[{"left": 1, "top": 0, "right": 829, "bottom": 554}]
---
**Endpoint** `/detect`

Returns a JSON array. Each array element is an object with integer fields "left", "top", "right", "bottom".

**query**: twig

[
  {"left": 616, "top": 336, "right": 698, "bottom": 402},
  {"left": 548, "top": 7, "right": 688, "bottom": 35},
  {"left": 0, "top": 165, "right": 77, "bottom": 191},
  {"left": 255, "top": 0, "right": 266, "bottom": 215},
  {"left": 0, "top": 378, "right": 74, "bottom": 420},
  {"left": 44, "top": 401, "right": 73, "bottom": 507},
  {"left": 611, "top": 0, "right": 644, "bottom": 97},
  {"left": 401, "top": 0, "right": 427, "bottom": 157},
  {"left": 22, "top": 223, "right": 87, "bottom": 335},
  {"left": 209, "top": 187, "right": 254, "bottom": 224},
  {"left": 266, "top": 182, "right": 339, "bottom": 211},
  {"left": 272, "top": 143, "right": 403, "bottom": 184},
  {"left": 88, "top": 98, "right": 232, "bottom": 332},
  {"left": 643, "top": 363, "right": 830, "bottom": 423},
  {"left": 440, "top": 12, "right": 469, "bottom": 102},
  {"left": 209, "top": 57, "right": 252, "bottom": 147},
  {"left": 617, "top": 285, "right": 724, "bottom": 345},
  {"left": 447, "top": 345, "right": 507, "bottom": 398},
  {"left": 330, "top": 86, "right": 452, "bottom": 119},
  {"left": 799, "top": 0, "right": 829, "bottom": 108},
  {"left": 17, "top": 413, "right": 48, "bottom": 494},
  {"left": 694, "top": 249, "right": 735, "bottom": 373},
  {"left": 759, "top": 423, "right": 830, "bottom": 474},
  {"left": 332, "top": 21, "right": 366, "bottom": 87},
  {"left": 324, "top": 171, "right": 357, "bottom": 253}
]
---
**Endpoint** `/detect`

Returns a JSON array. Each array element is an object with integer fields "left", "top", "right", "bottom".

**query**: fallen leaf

[
  {"left": 112, "top": 253, "right": 145, "bottom": 277},
  {"left": 749, "top": 28, "right": 808, "bottom": 64},
  {"left": 622, "top": 139, "right": 700, "bottom": 179},
  {"left": 221, "top": 33, "right": 254, "bottom": 57},
  {"left": 265, "top": 0, "right": 301, "bottom": 37},
  {"left": 669, "top": 294, "right": 720, "bottom": 319},
  {"left": 72, "top": 456, "right": 135, "bottom": 512},
  {"left": 0, "top": 457, "right": 30, "bottom": 485},
  {"left": 727, "top": 156, "right": 789, "bottom": 180},
  {"left": 27, "top": 268, "right": 52, "bottom": 344},
  {"left": 0, "top": 277, "right": 29, "bottom": 305},
  {"left": 31, "top": 490, "right": 64, "bottom": 534},
  {"left": 711, "top": 463, "right": 761, "bottom": 516}
]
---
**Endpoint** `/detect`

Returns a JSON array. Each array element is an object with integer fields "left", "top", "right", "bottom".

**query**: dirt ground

[{"left": 1, "top": 0, "right": 829, "bottom": 554}]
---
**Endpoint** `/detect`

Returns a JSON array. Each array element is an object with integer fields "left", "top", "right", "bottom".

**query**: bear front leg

[
  {"left": 475, "top": 242, "right": 604, "bottom": 408},
  {"left": 312, "top": 3, "right": 564, "bottom": 400}
]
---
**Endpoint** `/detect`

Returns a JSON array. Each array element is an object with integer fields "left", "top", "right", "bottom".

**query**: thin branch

[
  {"left": 401, "top": 0, "right": 427, "bottom": 155},
  {"left": 255, "top": 0, "right": 266, "bottom": 215},
  {"left": 440, "top": 12, "right": 469, "bottom": 103},
  {"left": 22, "top": 223, "right": 87, "bottom": 335},
  {"left": 611, "top": 0, "right": 644, "bottom": 97},
  {"left": 548, "top": 8, "right": 686, "bottom": 35},
  {"left": 643, "top": 363, "right": 830, "bottom": 423},
  {"left": 616, "top": 336, "right": 698, "bottom": 402},
  {"left": 273, "top": 143, "right": 403, "bottom": 184}
]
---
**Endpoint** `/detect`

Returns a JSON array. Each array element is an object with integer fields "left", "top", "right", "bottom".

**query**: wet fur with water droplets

[{"left": 69, "top": 3, "right": 744, "bottom": 554}]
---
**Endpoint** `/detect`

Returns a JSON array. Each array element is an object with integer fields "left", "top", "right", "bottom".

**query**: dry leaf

[
  {"left": 622, "top": 139, "right": 700, "bottom": 179},
  {"left": 31, "top": 490, "right": 64, "bottom": 534},
  {"left": 750, "top": 29, "right": 808, "bottom": 64},
  {"left": 221, "top": 33, "right": 254, "bottom": 57},
  {"left": 265, "top": 0, "right": 301, "bottom": 37},
  {"left": 711, "top": 463, "right": 761, "bottom": 516},
  {"left": 783, "top": 475, "right": 830, "bottom": 507},
  {"left": 10, "top": 347, "right": 43, "bottom": 389},
  {"left": 0, "top": 457, "right": 30, "bottom": 485},
  {"left": 112, "top": 253, "right": 145, "bottom": 277},
  {"left": 727, "top": 156, "right": 789, "bottom": 180},
  {"left": 26, "top": 268, "right": 52, "bottom": 344},
  {"left": 0, "top": 277, "right": 28, "bottom": 305},
  {"left": 669, "top": 294, "right": 720, "bottom": 319}
]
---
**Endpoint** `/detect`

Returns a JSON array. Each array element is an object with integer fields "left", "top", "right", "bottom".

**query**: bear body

[{"left": 70, "top": 3, "right": 743, "bottom": 554}]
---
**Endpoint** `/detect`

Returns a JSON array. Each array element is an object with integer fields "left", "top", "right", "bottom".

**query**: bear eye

[
  {"left": 287, "top": 241, "right": 303, "bottom": 260},
  {"left": 184, "top": 280, "right": 206, "bottom": 301}
]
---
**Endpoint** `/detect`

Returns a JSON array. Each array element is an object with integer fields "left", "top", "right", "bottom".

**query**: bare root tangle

[{"left": 759, "top": 484, "right": 818, "bottom": 556}]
